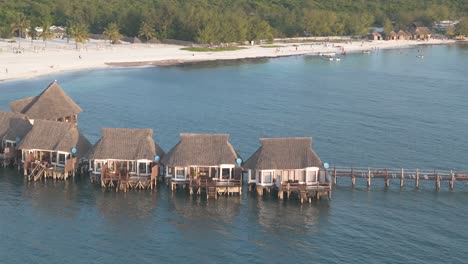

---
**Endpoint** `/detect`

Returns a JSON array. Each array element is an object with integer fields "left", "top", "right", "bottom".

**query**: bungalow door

[{"left": 306, "top": 170, "right": 318, "bottom": 185}]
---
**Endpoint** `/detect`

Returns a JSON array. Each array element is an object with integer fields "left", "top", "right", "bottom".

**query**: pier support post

[
  {"left": 450, "top": 170, "right": 454, "bottom": 191},
  {"left": 351, "top": 168, "right": 355, "bottom": 188},
  {"left": 436, "top": 174, "right": 441, "bottom": 190},
  {"left": 384, "top": 169, "right": 389, "bottom": 187},
  {"left": 256, "top": 186, "right": 263, "bottom": 196},
  {"left": 400, "top": 168, "right": 404, "bottom": 188},
  {"left": 333, "top": 167, "right": 337, "bottom": 186},
  {"left": 415, "top": 169, "right": 419, "bottom": 189},
  {"left": 367, "top": 168, "right": 371, "bottom": 189}
]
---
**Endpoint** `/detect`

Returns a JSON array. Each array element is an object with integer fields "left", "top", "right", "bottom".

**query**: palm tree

[
  {"left": 138, "top": 21, "right": 156, "bottom": 42},
  {"left": 103, "top": 22, "right": 121, "bottom": 44},
  {"left": 40, "top": 22, "right": 55, "bottom": 48},
  {"left": 67, "top": 23, "right": 89, "bottom": 49},
  {"left": 10, "top": 12, "right": 30, "bottom": 48}
]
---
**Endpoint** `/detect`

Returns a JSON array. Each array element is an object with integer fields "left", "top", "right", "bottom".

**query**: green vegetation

[
  {"left": 456, "top": 19, "right": 468, "bottom": 36},
  {"left": 0, "top": 0, "right": 466, "bottom": 43},
  {"left": 40, "top": 21, "right": 55, "bottom": 47},
  {"left": 103, "top": 22, "right": 122, "bottom": 44},
  {"left": 181, "top": 46, "right": 246, "bottom": 52},
  {"left": 67, "top": 23, "right": 89, "bottom": 49},
  {"left": 138, "top": 21, "right": 156, "bottom": 41}
]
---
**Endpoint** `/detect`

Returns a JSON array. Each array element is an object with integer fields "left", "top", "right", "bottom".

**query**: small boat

[
  {"left": 362, "top": 50, "right": 371, "bottom": 54},
  {"left": 416, "top": 55, "right": 424, "bottom": 59}
]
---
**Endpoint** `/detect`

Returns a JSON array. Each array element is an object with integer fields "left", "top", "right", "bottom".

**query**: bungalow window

[
  {"left": 222, "top": 168, "right": 231, "bottom": 180},
  {"left": 167, "top": 166, "right": 174, "bottom": 176},
  {"left": 300, "top": 170, "right": 306, "bottom": 183},
  {"left": 250, "top": 170, "right": 256, "bottom": 181},
  {"left": 198, "top": 167, "right": 209, "bottom": 177},
  {"left": 96, "top": 161, "right": 103, "bottom": 172},
  {"left": 129, "top": 161, "right": 135, "bottom": 173},
  {"left": 263, "top": 171, "right": 273, "bottom": 184},
  {"left": 58, "top": 153, "right": 66, "bottom": 165},
  {"left": 175, "top": 168, "right": 185, "bottom": 179},
  {"left": 51, "top": 152, "right": 57, "bottom": 163},
  {"left": 139, "top": 162, "right": 149, "bottom": 174},
  {"left": 282, "top": 170, "right": 289, "bottom": 182},
  {"left": 307, "top": 170, "right": 318, "bottom": 183},
  {"left": 276, "top": 170, "right": 282, "bottom": 181},
  {"left": 210, "top": 167, "right": 218, "bottom": 178},
  {"left": 90, "top": 160, "right": 95, "bottom": 171}
]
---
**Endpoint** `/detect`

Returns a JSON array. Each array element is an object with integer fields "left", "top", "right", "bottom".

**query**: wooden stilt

[
  {"left": 436, "top": 174, "right": 441, "bottom": 190},
  {"left": 384, "top": 169, "right": 390, "bottom": 187},
  {"left": 415, "top": 169, "right": 419, "bottom": 189},
  {"left": 367, "top": 168, "right": 371, "bottom": 189},
  {"left": 333, "top": 167, "right": 337, "bottom": 186},
  {"left": 450, "top": 170, "right": 454, "bottom": 191},
  {"left": 351, "top": 168, "right": 355, "bottom": 187},
  {"left": 256, "top": 186, "right": 263, "bottom": 196},
  {"left": 400, "top": 168, "right": 404, "bottom": 188}
]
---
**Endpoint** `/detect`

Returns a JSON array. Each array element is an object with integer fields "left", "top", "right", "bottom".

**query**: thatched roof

[
  {"left": 388, "top": 30, "right": 398, "bottom": 36},
  {"left": 17, "top": 120, "right": 91, "bottom": 157},
  {"left": 397, "top": 30, "right": 411, "bottom": 37},
  {"left": 414, "top": 27, "right": 431, "bottom": 35},
  {"left": 9, "top": 81, "right": 82, "bottom": 120},
  {"left": 412, "top": 21, "right": 426, "bottom": 28},
  {"left": 244, "top": 137, "right": 323, "bottom": 170},
  {"left": 147, "top": 38, "right": 161, "bottom": 44},
  {"left": 87, "top": 128, "right": 165, "bottom": 161},
  {"left": 0, "top": 111, "right": 32, "bottom": 142},
  {"left": 162, "top": 133, "right": 239, "bottom": 167},
  {"left": 131, "top": 37, "right": 142, "bottom": 44}
]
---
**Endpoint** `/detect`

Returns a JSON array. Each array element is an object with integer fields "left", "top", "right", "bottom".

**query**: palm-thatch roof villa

[
  {"left": 18, "top": 120, "right": 91, "bottom": 181},
  {"left": 162, "top": 133, "right": 243, "bottom": 198},
  {"left": 9, "top": 81, "right": 82, "bottom": 124},
  {"left": 0, "top": 111, "right": 32, "bottom": 167},
  {"left": 87, "top": 128, "right": 165, "bottom": 191},
  {"left": 397, "top": 30, "right": 411, "bottom": 40},
  {"left": 408, "top": 22, "right": 431, "bottom": 40},
  {"left": 244, "top": 137, "right": 331, "bottom": 203}
]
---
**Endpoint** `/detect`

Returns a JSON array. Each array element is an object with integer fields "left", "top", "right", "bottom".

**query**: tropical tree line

[{"left": 0, "top": 0, "right": 467, "bottom": 44}]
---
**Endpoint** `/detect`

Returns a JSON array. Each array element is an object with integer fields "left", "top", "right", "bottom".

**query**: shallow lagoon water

[{"left": 0, "top": 44, "right": 467, "bottom": 263}]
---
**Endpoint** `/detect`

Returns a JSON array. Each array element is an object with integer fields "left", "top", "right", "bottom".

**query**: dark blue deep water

[{"left": 0, "top": 44, "right": 467, "bottom": 263}]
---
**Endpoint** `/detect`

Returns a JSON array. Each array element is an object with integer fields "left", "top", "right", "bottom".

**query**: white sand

[{"left": 0, "top": 38, "right": 454, "bottom": 81}]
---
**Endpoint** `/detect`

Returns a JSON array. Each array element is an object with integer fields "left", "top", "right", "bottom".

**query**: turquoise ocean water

[{"left": 0, "top": 44, "right": 467, "bottom": 263}]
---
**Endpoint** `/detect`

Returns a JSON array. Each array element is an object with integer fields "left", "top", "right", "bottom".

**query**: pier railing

[{"left": 330, "top": 166, "right": 468, "bottom": 190}]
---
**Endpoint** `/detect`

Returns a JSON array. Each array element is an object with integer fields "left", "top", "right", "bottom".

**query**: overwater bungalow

[
  {"left": 244, "top": 137, "right": 331, "bottom": 203},
  {"left": 87, "top": 128, "right": 165, "bottom": 191},
  {"left": 162, "top": 133, "right": 242, "bottom": 198},
  {"left": 0, "top": 111, "right": 32, "bottom": 167},
  {"left": 9, "top": 80, "right": 82, "bottom": 124},
  {"left": 17, "top": 119, "right": 91, "bottom": 181}
]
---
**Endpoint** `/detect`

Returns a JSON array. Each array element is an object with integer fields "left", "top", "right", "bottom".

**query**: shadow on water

[{"left": 171, "top": 57, "right": 271, "bottom": 70}]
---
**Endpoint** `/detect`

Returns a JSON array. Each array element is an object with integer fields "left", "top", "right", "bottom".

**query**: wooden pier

[
  {"left": 330, "top": 167, "right": 468, "bottom": 190},
  {"left": 23, "top": 158, "right": 81, "bottom": 181},
  {"left": 188, "top": 177, "right": 242, "bottom": 199},
  {"left": 96, "top": 167, "right": 158, "bottom": 192}
]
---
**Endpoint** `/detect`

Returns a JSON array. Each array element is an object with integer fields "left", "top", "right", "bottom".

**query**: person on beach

[{"left": 5, "top": 68, "right": 7, "bottom": 74}]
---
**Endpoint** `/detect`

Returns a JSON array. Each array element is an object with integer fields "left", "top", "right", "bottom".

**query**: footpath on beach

[{"left": 0, "top": 37, "right": 454, "bottom": 81}]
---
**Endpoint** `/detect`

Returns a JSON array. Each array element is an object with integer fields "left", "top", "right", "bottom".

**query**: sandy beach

[{"left": 0, "top": 38, "right": 455, "bottom": 81}]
